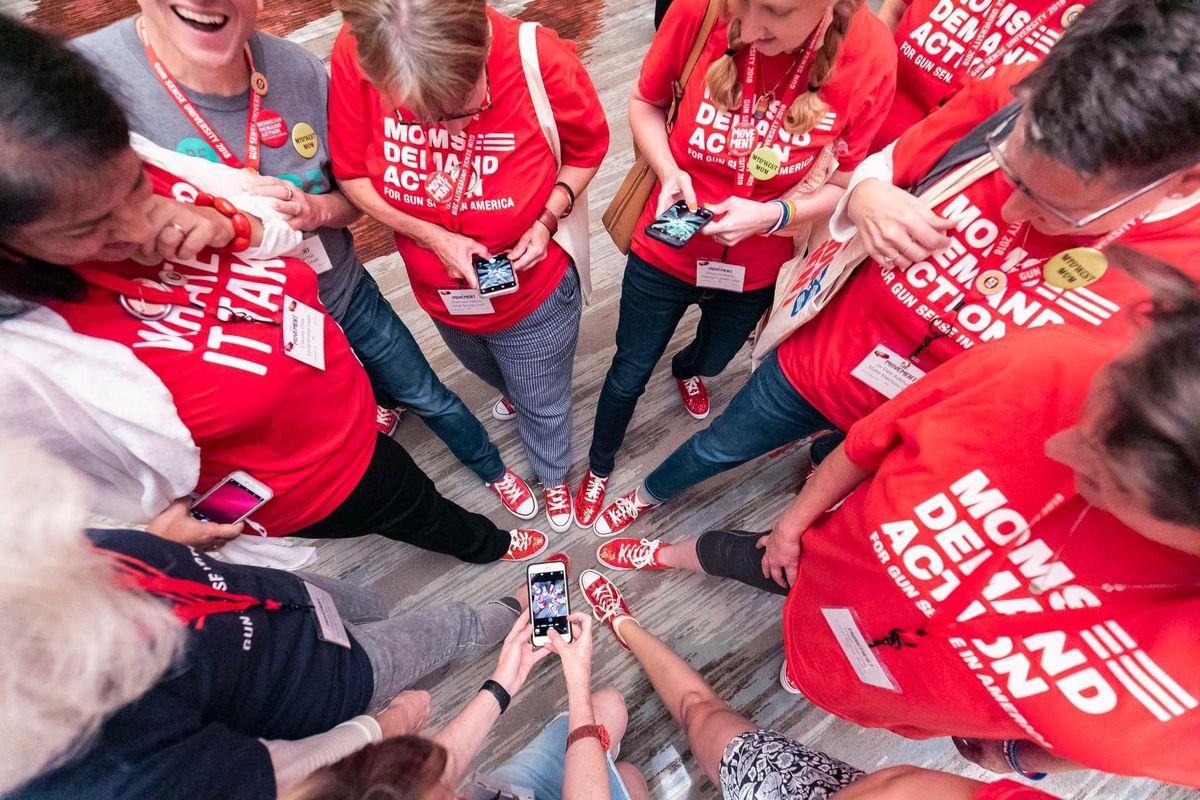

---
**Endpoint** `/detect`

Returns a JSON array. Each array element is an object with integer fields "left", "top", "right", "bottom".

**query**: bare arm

[
  {"left": 553, "top": 617, "right": 609, "bottom": 800},
  {"left": 630, "top": 92, "right": 698, "bottom": 214},
  {"left": 832, "top": 766, "right": 988, "bottom": 800},
  {"left": 876, "top": 0, "right": 908, "bottom": 31}
]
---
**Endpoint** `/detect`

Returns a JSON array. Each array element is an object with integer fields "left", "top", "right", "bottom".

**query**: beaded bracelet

[
  {"left": 1003, "top": 739, "right": 1047, "bottom": 781},
  {"left": 194, "top": 191, "right": 252, "bottom": 253}
]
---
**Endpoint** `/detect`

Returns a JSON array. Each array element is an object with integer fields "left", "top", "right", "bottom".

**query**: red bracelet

[
  {"left": 566, "top": 723, "right": 610, "bottom": 752},
  {"left": 537, "top": 208, "right": 560, "bottom": 235},
  {"left": 194, "top": 191, "right": 252, "bottom": 253}
]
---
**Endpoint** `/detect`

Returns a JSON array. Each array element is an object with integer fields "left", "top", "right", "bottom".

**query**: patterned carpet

[{"left": 5, "top": 0, "right": 1192, "bottom": 797}]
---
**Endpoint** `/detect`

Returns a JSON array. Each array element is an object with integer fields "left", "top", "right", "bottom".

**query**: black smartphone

[
  {"left": 527, "top": 561, "right": 571, "bottom": 646},
  {"left": 644, "top": 200, "right": 716, "bottom": 248},
  {"left": 473, "top": 253, "right": 519, "bottom": 297}
]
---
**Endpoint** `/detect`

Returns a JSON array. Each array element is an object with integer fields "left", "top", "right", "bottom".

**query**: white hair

[{"left": 0, "top": 438, "right": 185, "bottom": 794}]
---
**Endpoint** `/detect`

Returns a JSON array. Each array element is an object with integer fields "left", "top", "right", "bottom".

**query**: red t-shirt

[
  {"left": 49, "top": 168, "right": 376, "bottom": 535},
  {"left": 631, "top": 0, "right": 896, "bottom": 289},
  {"left": 871, "top": 0, "right": 1093, "bottom": 151},
  {"left": 975, "top": 781, "right": 1060, "bottom": 800},
  {"left": 777, "top": 64, "right": 1200, "bottom": 432},
  {"left": 782, "top": 327, "right": 1200, "bottom": 787},
  {"left": 328, "top": 11, "right": 608, "bottom": 334}
]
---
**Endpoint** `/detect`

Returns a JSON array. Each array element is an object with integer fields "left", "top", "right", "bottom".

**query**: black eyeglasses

[{"left": 393, "top": 67, "right": 492, "bottom": 127}]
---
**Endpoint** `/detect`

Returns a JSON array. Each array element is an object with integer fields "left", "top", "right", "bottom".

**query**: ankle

[{"left": 612, "top": 614, "right": 639, "bottom": 640}]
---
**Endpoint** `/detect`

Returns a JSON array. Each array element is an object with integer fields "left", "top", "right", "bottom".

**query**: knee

[
  {"left": 614, "top": 762, "right": 649, "bottom": 800},
  {"left": 678, "top": 690, "right": 728, "bottom": 741},
  {"left": 591, "top": 687, "right": 629, "bottom": 743},
  {"left": 603, "top": 357, "right": 653, "bottom": 403}
]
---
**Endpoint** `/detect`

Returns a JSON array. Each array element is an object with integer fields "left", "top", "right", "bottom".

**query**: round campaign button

[
  {"left": 975, "top": 269, "right": 1007, "bottom": 296},
  {"left": 257, "top": 109, "right": 289, "bottom": 148},
  {"left": 728, "top": 121, "right": 757, "bottom": 157},
  {"left": 157, "top": 269, "right": 188, "bottom": 287},
  {"left": 1062, "top": 3, "right": 1086, "bottom": 26},
  {"left": 1043, "top": 247, "right": 1108, "bottom": 289},
  {"left": 425, "top": 171, "right": 455, "bottom": 205},
  {"left": 748, "top": 146, "right": 781, "bottom": 181},
  {"left": 291, "top": 122, "right": 319, "bottom": 159},
  {"left": 118, "top": 278, "right": 172, "bottom": 321},
  {"left": 250, "top": 71, "right": 269, "bottom": 96}
]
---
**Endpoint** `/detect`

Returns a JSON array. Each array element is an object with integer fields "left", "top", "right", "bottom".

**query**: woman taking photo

[
  {"left": 0, "top": 16, "right": 546, "bottom": 563},
  {"left": 578, "top": 0, "right": 897, "bottom": 533},
  {"left": 328, "top": 0, "right": 609, "bottom": 535}
]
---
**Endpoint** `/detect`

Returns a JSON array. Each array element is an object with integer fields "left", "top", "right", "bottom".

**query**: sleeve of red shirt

[
  {"left": 327, "top": 25, "right": 375, "bottom": 182},
  {"left": 891, "top": 63, "right": 1036, "bottom": 188},
  {"left": 973, "top": 779, "right": 1062, "bottom": 800},
  {"left": 833, "top": 11, "right": 899, "bottom": 172},
  {"left": 637, "top": 0, "right": 711, "bottom": 106},
  {"left": 535, "top": 26, "right": 610, "bottom": 168}
]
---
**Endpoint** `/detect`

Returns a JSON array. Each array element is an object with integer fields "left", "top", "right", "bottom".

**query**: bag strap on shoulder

[
  {"left": 668, "top": 0, "right": 722, "bottom": 127},
  {"left": 909, "top": 100, "right": 1019, "bottom": 196}
]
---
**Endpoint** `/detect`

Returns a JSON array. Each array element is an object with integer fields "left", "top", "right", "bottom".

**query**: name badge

[
  {"left": 286, "top": 235, "right": 335, "bottom": 275},
  {"left": 850, "top": 342, "right": 926, "bottom": 399},
  {"left": 696, "top": 260, "right": 746, "bottom": 293},
  {"left": 282, "top": 294, "right": 326, "bottom": 370},
  {"left": 303, "top": 581, "right": 351, "bottom": 649},
  {"left": 821, "top": 607, "right": 899, "bottom": 692},
  {"left": 440, "top": 288, "right": 495, "bottom": 316}
]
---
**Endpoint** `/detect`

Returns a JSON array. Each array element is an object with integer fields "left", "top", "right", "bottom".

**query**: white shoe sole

[
  {"left": 546, "top": 512, "right": 572, "bottom": 533},
  {"left": 492, "top": 401, "right": 516, "bottom": 421},
  {"left": 684, "top": 406, "right": 710, "bottom": 420},
  {"left": 779, "top": 660, "right": 801, "bottom": 695}
]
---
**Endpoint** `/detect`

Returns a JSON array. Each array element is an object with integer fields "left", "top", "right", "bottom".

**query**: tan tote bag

[
  {"left": 518, "top": 22, "right": 595, "bottom": 303},
  {"left": 601, "top": 0, "right": 721, "bottom": 253},
  {"left": 751, "top": 152, "right": 1000, "bottom": 361}
]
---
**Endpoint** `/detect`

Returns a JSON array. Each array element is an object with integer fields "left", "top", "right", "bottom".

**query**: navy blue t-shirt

[{"left": 13, "top": 529, "right": 374, "bottom": 800}]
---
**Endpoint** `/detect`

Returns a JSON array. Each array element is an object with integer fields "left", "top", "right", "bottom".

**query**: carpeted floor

[{"left": 6, "top": 0, "right": 1192, "bottom": 797}]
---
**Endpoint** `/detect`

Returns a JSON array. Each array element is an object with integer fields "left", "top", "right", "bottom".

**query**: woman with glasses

[
  {"left": 328, "top": 0, "right": 609, "bottom": 536},
  {"left": 587, "top": 0, "right": 1200, "bottom": 542}
]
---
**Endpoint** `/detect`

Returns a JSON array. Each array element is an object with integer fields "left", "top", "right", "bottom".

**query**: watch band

[
  {"left": 537, "top": 208, "right": 560, "bottom": 235},
  {"left": 479, "top": 679, "right": 511, "bottom": 714},
  {"left": 566, "top": 723, "right": 611, "bottom": 752},
  {"left": 553, "top": 180, "right": 576, "bottom": 217}
]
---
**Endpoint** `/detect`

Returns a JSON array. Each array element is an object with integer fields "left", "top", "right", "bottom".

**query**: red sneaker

[
  {"left": 594, "top": 488, "right": 657, "bottom": 537},
  {"left": 597, "top": 538, "right": 669, "bottom": 571},
  {"left": 492, "top": 396, "right": 516, "bottom": 421},
  {"left": 376, "top": 405, "right": 402, "bottom": 436},
  {"left": 573, "top": 469, "right": 608, "bottom": 529},
  {"left": 487, "top": 470, "right": 538, "bottom": 520},
  {"left": 578, "top": 569, "right": 636, "bottom": 650},
  {"left": 501, "top": 529, "right": 549, "bottom": 562},
  {"left": 780, "top": 660, "right": 801, "bottom": 695},
  {"left": 676, "top": 376, "right": 710, "bottom": 420},
  {"left": 544, "top": 552, "right": 572, "bottom": 573},
  {"left": 543, "top": 483, "right": 573, "bottom": 533}
]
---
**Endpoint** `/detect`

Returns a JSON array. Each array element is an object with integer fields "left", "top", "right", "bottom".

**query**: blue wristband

[{"left": 1003, "top": 739, "right": 1047, "bottom": 781}]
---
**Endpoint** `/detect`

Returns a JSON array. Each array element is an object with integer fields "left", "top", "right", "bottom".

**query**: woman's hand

[
  {"left": 426, "top": 227, "right": 491, "bottom": 290},
  {"left": 147, "top": 499, "right": 243, "bottom": 551},
  {"left": 376, "top": 690, "right": 433, "bottom": 739},
  {"left": 489, "top": 615, "right": 553, "bottom": 697},
  {"left": 546, "top": 614, "right": 594, "bottom": 691},
  {"left": 510, "top": 219, "right": 552, "bottom": 272},
  {"left": 951, "top": 738, "right": 1012, "bottom": 774},
  {"left": 129, "top": 196, "right": 235, "bottom": 263},
  {"left": 846, "top": 178, "right": 953, "bottom": 270},
  {"left": 243, "top": 174, "right": 328, "bottom": 232},
  {"left": 703, "top": 196, "right": 782, "bottom": 246},
  {"left": 655, "top": 167, "right": 699, "bottom": 217},
  {"left": 757, "top": 521, "right": 806, "bottom": 589}
]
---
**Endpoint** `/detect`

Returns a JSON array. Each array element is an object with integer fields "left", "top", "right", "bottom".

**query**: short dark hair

[
  {"left": 0, "top": 13, "right": 130, "bottom": 302},
  {"left": 1100, "top": 247, "right": 1200, "bottom": 528},
  {"left": 280, "top": 736, "right": 448, "bottom": 800},
  {"left": 1017, "top": 0, "right": 1200, "bottom": 188}
]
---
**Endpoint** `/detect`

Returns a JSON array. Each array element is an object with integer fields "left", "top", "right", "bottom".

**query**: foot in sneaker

[
  {"left": 573, "top": 469, "right": 608, "bottom": 529},
  {"left": 676, "top": 376, "right": 710, "bottom": 420},
  {"left": 501, "top": 529, "right": 549, "bottom": 562},
  {"left": 578, "top": 569, "right": 637, "bottom": 650},
  {"left": 492, "top": 396, "right": 516, "bottom": 421},
  {"left": 597, "top": 538, "right": 670, "bottom": 571},
  {"left": 594, "top": 488, "right": 657, "bottom": 537},
  {"left": 779, "top": 660, "right": 801, "bottom": 695},
  {"left": 376, "top": 405, "right": 403, "bottom": 436},
  {"left": 543, "top": 483, "right": 573, "bottom": 533},
  {"left": 544, "top": 552, "right": 572, "bottom": 573},
  {"left": 487, "top": 469, "right": 538, "bottom": 519}
]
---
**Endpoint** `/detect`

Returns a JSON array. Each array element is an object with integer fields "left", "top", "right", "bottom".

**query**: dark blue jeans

[
  {"left": 588, "top": 251, "right": 775, "bottom": 476},
  {"left": 340, "top": 271, "right": 505, "bottom": 483},
  {"left": 642, "top": 350, "right": 841, "bottom": 501}
]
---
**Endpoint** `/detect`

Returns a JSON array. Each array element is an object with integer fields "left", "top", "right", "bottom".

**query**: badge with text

[
  {"left": 975, "top": 269, "right": 1007, "bottom": 296},
  {"left": 257, "top": 109, "right": 289, "bottom": 148},
  {"left": 282, "top": 294, "right": 326, "bottom": 370},
  {"left": 696, "top": 259, "right": 747, "bottom": 293},
  {"left": 1043, "top": 247, "right": 1108, "bottom": 289},
  {"left": 821, "top": 607, "right": 900, "bottom": 692},
  {"left": 728, "top": 120, "right": 758, "bottom": 157},
  {"left": 748, "top": 146, "right": 782, "bottom": 181},
  {"left": 425, "top": 171, "right": 456, "bottom": 205},
  {"left": 439, "top": 288, "right": 496, "bottom": 316},
  {"left": 286, "top": 235, "right": 335, "bottom": 275},
  {"left": 118, "top": 277, "right": 173, "bottom": 321},
  {"left": 250, "top": 71, "right": 269, "bottom": 96},
  {"left": 850, "top": 342, "right": 927, "bottom": 399},
  {"left": 303, "top": 581, "right": 351, "bottom": 649},
  {"left": 1062, "top": 3, "right": 1086, "bottom": 26},
  {"left": 291, "top": 122, "right": 319, "bottom": 159}
]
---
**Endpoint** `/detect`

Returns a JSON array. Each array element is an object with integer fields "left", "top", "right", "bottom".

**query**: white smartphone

[
  {"left": 188, "top": 470, "right": 273, "bottom": 525},
  {"left": 527, "top": 560, "right": 571, "bottom": 647}
]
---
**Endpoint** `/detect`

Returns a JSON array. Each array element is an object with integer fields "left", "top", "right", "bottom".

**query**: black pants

[
  {"left": 696, "top": 529, "right": 789, "bottom": 596},
  {"left": 654, "top": 0, "right": 674, "bottom": 27},
  {"left": 294, "top": 434, "right": 510, "bottom": 563}
]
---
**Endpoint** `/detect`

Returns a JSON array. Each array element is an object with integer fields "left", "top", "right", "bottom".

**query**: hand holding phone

[
  {"left": 546, "top": 613, "right": 594, "bottom": 691},
  {"left": 644, "top": 200, "right": 715, "bottom": 248},
  {"left": 474, "top": 253, "right": 519, "bottom": 297},
  {"left": 188, "top": 470, "right": 273, "bottom": 525},
  {"left": 527, "top": 560, "right": 572, "bottom": 646}
]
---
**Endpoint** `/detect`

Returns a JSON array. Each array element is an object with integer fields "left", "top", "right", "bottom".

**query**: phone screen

[
  {"left": 475, "top": 255, "right": 517, "bottom": 296},
  {"left": 645, "top": 201, "right": 714, "bottom": 248},
  {"left": 190, "top": 479, "right": 268, "bottom": 524},
  {"left": 529, "top": 572, "right": 570, "bottom": 639}
]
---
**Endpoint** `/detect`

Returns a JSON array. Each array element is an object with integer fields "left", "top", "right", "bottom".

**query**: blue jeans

[
  {"left": 488, "top": 713, "right": 633, "bottom": 800},
  {"left": 340, "top": 271, "right": 505, "bottom": 483},
  {"left": 643, "top": 351, "right": 840, "bottom": 501},
  {"left": 588, "top": 251, "right": 775, "bottom": 476}
]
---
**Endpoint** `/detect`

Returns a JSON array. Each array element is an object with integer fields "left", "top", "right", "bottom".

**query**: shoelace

[
  {"left": 583, "top": 474, "right": 606, "bottom": 504},
  {"left": 493, "top": 473, "right": 525, "bottom": 504},
  {"left": 617, "top": 539, "right": 660, "bottom": 569},
  {"left": 376, "top": 407, "right": 393, "bottom": 424},
  {"left": 586, "top": 580, "right": 624, "bottom": 621},
  {"left": 607, "top": 494, "right": 644, "bottom": 524},
  {"left": 545, "top": 485, "right": 571, "bottom": 512},
  {"left": 508, "top": 530, "right": 535, "bottom": 554},
  {"left": 681, "top": 376, "right": 703, "bottom": 397}
]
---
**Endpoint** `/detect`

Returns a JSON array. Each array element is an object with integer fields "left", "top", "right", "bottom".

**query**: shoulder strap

[
  {"left": 669, "top": 0, "right": 722, "bottom": 126},
  {"left": 518, "top": 22, "right": 561, "bottom": 164},
  {"left": 909, "top": 100, "right": 1019, "bottom": 196}
]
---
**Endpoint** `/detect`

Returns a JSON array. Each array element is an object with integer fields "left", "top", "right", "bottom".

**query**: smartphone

[
  {"left": 474, "top": 253, "right": 519, "bottom": 297},
  {"left": 188, "top": 470, "right": 273, "bottom": 525},
  {"left": 644, "top": 200, "right": 716, "bottom": 248},
  {"left": 527, "top": 560, "right": 571, "bottom": 647}
]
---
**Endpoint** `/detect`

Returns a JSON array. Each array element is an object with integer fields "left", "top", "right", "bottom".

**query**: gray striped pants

[{"left": 434, "top": 266, "right": 582, "bottom": 485}]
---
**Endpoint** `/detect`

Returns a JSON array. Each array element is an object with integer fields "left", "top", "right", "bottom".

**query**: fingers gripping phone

[
  {"left": 474, "top": 253, "right": 519, "bottom": 297},
  {"left": 527, "top": 561, "right": 571, "bottom": 647},
  {"left": 188, "top": 470, "right": 273, "bottom": 525},
  {"left": 644, "top": 200, "right": 715, "bottom": 248}
]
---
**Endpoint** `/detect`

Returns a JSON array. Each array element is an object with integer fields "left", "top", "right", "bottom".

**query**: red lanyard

[
  {"left": 946, "top": 0, "right": 1071, "bottom": 97},
  {"left": 731, "top": 13, "right": 830, "bottom": 196},
  {"left": 72, "top": 263, "right": 194, "bottom": 308},
  {"left": 105, "top": 549, "right": 289, "bottom": 628},
  {"left": 442, "top": 133, "right": 480, "bottom": 226},
  {"left": 136, "top": 16, "right": 264, "bottom": 173}
]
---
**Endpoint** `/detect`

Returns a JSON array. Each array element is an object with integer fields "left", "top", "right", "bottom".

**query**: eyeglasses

[
  {"left": 393, "top": 67, "right": 492, "bottom": 127},
  {"left": 985, "top": 105, "right": 1180, "bottom": 229}
]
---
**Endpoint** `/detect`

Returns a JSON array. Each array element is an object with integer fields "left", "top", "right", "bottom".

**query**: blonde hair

[
  {"left": 0, "top": 439, "right": 184, "bottom": 794},
  {"left": 336, "top": 0, "right": 490, "bottom": 122},
  {"left": 704, "top": 0, "right": 863, "bottom": 136}
]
